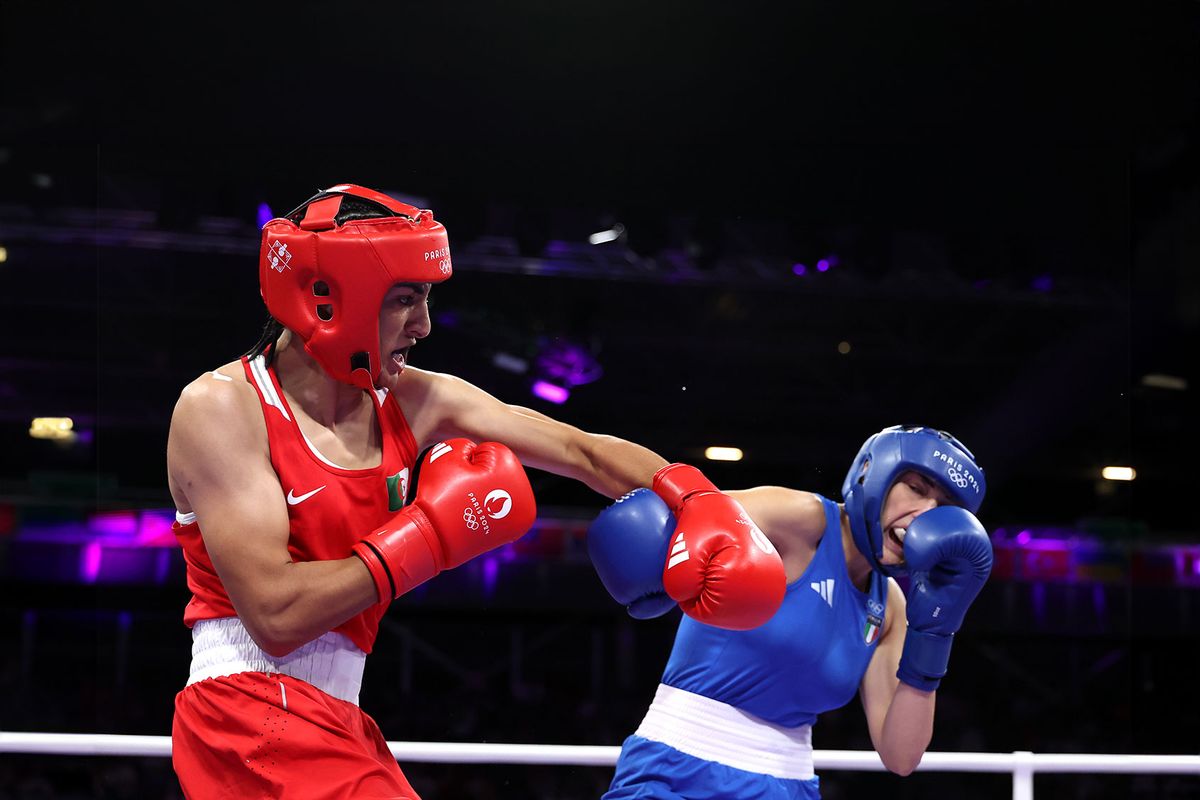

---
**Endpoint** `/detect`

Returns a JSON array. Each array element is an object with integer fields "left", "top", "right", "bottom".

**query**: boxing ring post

[{"left": 2, "top": 733, "right": 1199, "bottom": 799}]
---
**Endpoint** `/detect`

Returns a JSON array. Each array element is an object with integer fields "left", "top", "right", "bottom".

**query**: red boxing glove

[
  {"left": 654, "top": 463, "right": 786, "bottom": 630},
  {"left": 353, "top": 439, "right": 537, "bottom": 603}
]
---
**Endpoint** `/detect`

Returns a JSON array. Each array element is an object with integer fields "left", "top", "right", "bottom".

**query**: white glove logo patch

[
  {"left": 428, "top": 442, "right": 454, "bottom": 463},
  {"left": 484, "top": 489, "right": 513, "bottom": 520},
  {"left": 667, "top": 532, "right": 690, "bottom": 569}
]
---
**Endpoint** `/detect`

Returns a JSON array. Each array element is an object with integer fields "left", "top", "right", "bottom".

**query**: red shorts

[{"left": 173, "top": 672, "right": 418, "bottom": 799}]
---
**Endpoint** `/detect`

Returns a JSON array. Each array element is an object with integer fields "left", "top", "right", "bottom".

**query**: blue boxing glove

[
  {"left": 587, "top": 489, "right": 678, "bottom": 620},
  {"left": 897, "top": 506, "right": 993, "bottom": 692}
]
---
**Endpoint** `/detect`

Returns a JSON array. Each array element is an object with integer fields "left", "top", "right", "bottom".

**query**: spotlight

[
  {"left": 588, "top": 223, "right": 625, "bottom": 245},
  {"left": 1101, "top": 466, "right": 1135, "bottom": 482},
  {"left": 532, "top": 381, "right": 569, "bottom": 404},
  {"left": 492, "top": 352, "right": 529, "bottom": 374},
  {"left": 704, "top": 446, "right": 744, "bottom": 462},
  {"left": 30, "top": 417, "right": 74, "bottom": 440}
]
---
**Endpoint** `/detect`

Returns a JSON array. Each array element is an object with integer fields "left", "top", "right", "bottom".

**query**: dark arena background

[{"left": 1, "top": 2, "right": 1198, "bottom": 798}]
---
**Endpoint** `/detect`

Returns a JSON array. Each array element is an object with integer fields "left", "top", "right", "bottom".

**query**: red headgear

[{"left": 259, "top": 184, "right": 452, "bottom": 389}]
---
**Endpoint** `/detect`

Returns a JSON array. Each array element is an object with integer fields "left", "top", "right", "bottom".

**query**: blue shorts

[{"left": 603, "top": 735, "right": 822, "bottom": 800}]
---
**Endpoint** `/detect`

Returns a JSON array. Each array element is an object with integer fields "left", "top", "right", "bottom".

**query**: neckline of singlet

[{"left": 247, "top": 354, "right": 390, "bottom": 475}]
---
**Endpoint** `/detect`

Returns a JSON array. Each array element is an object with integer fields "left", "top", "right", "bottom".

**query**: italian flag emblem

[{"left": 864, "top": 614, "right": 883, "bottom": 645}]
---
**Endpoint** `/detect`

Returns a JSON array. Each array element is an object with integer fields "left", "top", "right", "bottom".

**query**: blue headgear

[{"left": 841, "top": 425, "right": 986, "bottom": 577}]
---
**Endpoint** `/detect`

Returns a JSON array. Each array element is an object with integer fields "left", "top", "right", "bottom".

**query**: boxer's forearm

[{"left": 877, "top": 682, "right": 935, "bottom": 775}]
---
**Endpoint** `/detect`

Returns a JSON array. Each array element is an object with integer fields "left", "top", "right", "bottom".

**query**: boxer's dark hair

[
  {"left": 284, "top": 194, "right": 407, "bottom": 226},
  {"left": 245, "top": 316, "right": 285, "bottom": 364}
]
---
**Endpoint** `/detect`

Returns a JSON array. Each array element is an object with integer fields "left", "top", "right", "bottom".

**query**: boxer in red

[{"left": 166, "top": 184, "right": 784, "bottom": 799}]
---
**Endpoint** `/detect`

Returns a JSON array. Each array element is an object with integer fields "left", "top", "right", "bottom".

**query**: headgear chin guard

[
  {"left": 841, "top": 425, "right": 986, "bottom": 577},
  {"left": 259, "top": 183, "right": 453, "bottom": 390}
]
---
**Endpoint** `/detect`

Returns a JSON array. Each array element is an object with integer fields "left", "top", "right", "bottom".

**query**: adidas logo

[
  {"left": 667, "top": 532, "right": 690, "bottom": 569},
  {"left": 428, "top": 442, "right": 454, "bottom": 463},
  {"left": 810, "top": 578, "right": 835, "bottom": 607}
]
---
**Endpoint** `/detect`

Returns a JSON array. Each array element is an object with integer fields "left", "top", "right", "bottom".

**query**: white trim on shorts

[
  {"left": 634, "top": 683, "right": 816, "bottom": 780},
  {"left": 187, "top": 617, "right": 366, "bottom": 706}
]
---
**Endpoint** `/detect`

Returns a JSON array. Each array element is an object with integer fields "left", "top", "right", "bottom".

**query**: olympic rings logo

[
  {"left": 946, "top": 468, "right": 970, "bottom": 488},
  {"left": 463, "top": 509, "right": 480, "bottom": 530}
]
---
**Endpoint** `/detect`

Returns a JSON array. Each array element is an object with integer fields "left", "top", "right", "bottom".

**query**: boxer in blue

[{"left": 588, "top": 425, "right": 994, "bottom": 799}]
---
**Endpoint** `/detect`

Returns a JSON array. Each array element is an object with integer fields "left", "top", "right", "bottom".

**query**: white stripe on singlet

[
  {"left": 248, "top": 355, "right": 290, "bottom": 422},
  {"left": 248, "top": 354, "right": 357, "bottom": 469},
  {"left": 634, "top": 683, "right": 816, "bottom": 780},
  {"left": 187, "top": 617, "right": 366, "bottom": 706}
]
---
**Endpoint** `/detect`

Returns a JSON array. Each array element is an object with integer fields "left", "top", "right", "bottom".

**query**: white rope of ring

[{"left": 2, "top": 733, "right": 1198, "bottom": 775}]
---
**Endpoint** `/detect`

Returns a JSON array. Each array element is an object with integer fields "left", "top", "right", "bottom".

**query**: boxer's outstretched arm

[{"left": 396, "top": 367, "right": 666, "bottom": 498}]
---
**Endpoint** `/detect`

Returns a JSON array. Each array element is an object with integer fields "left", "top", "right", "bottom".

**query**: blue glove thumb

[{"left": 587, "top": 489, "right": 677, "bottom": 620}]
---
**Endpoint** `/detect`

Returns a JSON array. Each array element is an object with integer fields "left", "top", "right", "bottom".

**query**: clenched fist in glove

[
  {"left": 653, "top": 463, "right": 786, "bottom": 630},
  {"left": 353, "top": 438, "right": 536, "bottom": 603},
  {"left": 897, "top": 505, "right": 993, "bottom": 691},
  {"left": 587, "top": 488, "right": 678, "bottom": 620}
]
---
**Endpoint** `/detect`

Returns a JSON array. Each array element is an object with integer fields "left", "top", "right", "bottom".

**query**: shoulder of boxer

[
  {"left": 168, "top": 367, "right": 273, "bottom": 503},
  {"left": 725, "top": 488, "right": 825, "bottom": 567},
  {"left": 390, "top": 366, "right": 499, "bottom": 444},
  {"left": 173, "top": 365, "right": 263, "bottom": 432}
]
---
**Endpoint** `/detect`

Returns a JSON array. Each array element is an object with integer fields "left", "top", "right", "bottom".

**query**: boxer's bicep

[
  {"left": 168, "top": 379, "right": 293, "bottom": 625},
  {"left": 406, "top": 368, "right": 663, "bottom": 497}
]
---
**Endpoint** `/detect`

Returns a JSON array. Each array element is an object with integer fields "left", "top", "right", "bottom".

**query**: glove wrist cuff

[
  {"left": 352, "top": 507, "right": 442, "bottom": 603},
  {"left": 897, "top": 628, "right": 954, "bottom": 692},
  {"left": 652, "top": 463, "right": 717, "bottom": 513}
]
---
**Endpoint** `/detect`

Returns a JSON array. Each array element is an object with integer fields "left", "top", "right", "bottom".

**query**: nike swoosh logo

[{"left": 287, "top": 485, "right": 326, "bottom": 505}]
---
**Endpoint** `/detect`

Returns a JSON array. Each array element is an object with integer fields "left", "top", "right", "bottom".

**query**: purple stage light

[
  {"left": 1016, "top": 530, "right": 1032, "bottom": 546},
  {"left": 482, "top": 556, "right": 499, "bottom": 596},
  {"left": 137, "top": 510, "right": 178, "bottom": 546},
  {"left": 816, "top": 259, "right": 830, "bottom": 272},
  {"left": 792, "top": 263, "right": 807, "bottom": 276},
  {"left": 81, "top": 540, "right": 102, "bottom": 584},
  {"left": 257, "top": 202, "right": 275, "bottom": 229},
  {"left": 532, "top": 381, "right": 569, "bottom": 404},
  {"left": 92, "top": 510, "right": 138, "bottom": 538},
  {"left": 535, "top": 340, "right": 602, "bottom": 387},
  {"left": 1031, "top": 274, "right": 1053, "bottom": 292}
]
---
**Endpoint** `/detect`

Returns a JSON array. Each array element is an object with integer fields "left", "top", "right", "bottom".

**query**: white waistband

[
  {"left": 188, "top": 617, "right": 366, "bottom": 706},
  {"left": 634, "top": 684, "right": 815, "bottom": 780}
]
